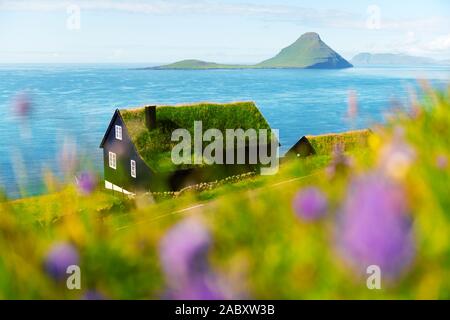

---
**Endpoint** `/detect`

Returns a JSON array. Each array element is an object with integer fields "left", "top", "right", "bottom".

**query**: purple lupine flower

[
  {"left": 326, "top": 143, "right": 353, "bottom": 178},
  {"left": 378, "top": 129, "right": 415, "bottom": 180},
  {"left": 83, "top": 290, "right": 106, "bottom": 300},
  {"left": 159, "top": 218, "right": 211, "bottom": 282},
  {"left": 165, "top": 274, "right": 227, "bottom": 300},
  {"left": 347, "top": 90, "right": 358, "bottom": 119},
  {"left": 75, "top": 171, "right": 97, "bottom": 195},
  {"left": 336, "top": 174, "right": 415, "bottom": 280},
  {"left": 45, "top": 242, "right": 79, "bottom": 280},
  {"left": 435, "top": 154, "right": 448, "bottom": 170},
  {"left": 59, "top": 138, "right": 79, "bottom": 178},
  {"left": 292, "top": 187, "right": 328, "bottom": 221},
  {"left": 12, "top": 91, "right": 32, "bottom": 117},
  {"left": 159, "top": 218, "right": 231, "bottom": 300}
]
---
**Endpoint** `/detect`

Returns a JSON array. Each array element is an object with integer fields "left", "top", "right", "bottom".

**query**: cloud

[
  {"left": 1, "top": 0, "right": 447, "bottom": 32},
  {"left": 0, "top": 0, "right": 343, "bottom": 19},
  {"left": 370, "top": 32, "right": 450, "bottom": 59},
  {"left": 380, "top": 17, "right": 446, "bottom": 32},
  {"left": 0, "top": 0, "right": 362, "bottom": 31},
  {"left": 0, "top": 0, "right": 310, "bottom": 16},
  {"left": 428, "top": 34, "right": 450, "bottom": 51},
  {"left": 1, "top": 0, "right": 180, "bottom": 13},
  {"left": 2, "top": 0, "right": 448, "bottom": 36},
  {"left": 2, "top": 0, "right": 449, "bottom": 61}
]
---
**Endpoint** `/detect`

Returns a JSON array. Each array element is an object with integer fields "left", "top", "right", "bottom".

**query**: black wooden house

[{"left": 99, "top": 101, "right": 276, "bottom": 195}]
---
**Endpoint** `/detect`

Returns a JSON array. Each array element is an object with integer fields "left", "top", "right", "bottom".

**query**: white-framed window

[
  {"left": 130, "top": 160, "right": 136, "bottom": 178},
  {"left": 115, "top": 125, "right": 122, "bottom": 140},
  {"left": 109, "top": 151, "right": 117, "bottom": 169}
]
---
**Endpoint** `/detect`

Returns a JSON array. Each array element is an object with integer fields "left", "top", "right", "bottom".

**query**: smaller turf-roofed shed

[{"left": 286, "top": 129, "right": 372, "bottom": 158}]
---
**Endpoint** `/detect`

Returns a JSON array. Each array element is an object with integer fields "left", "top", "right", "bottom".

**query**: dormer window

[{"left": 115, "top": 125, "right": 122, "bottom": 140}]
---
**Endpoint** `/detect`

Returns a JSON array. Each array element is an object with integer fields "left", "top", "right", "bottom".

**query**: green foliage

[{"left": 0, "top": 86, "right": 449, "bottom": 299}]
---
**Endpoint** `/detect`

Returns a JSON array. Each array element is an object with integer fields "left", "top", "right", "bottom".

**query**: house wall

[{"left": 102, "top": 114, "right": 154, "bottom": 193}]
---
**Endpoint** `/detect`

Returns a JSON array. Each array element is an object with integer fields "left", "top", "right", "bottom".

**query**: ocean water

[{"left": 0, "top": 64, "right": 449, "bottom": 198}]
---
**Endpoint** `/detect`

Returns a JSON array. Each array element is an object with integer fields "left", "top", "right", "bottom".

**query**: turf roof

[
  {"left": 120, "top": 101, "right": 272, "bottom": 172},
  {"left": 306, "top": 129, "right": 371, "bottom": 155}
]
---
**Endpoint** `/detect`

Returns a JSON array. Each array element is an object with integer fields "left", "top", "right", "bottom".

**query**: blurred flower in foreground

[
  {"left": 12, "top": 91, "right": 32, "bottom": 117},
  {"left": 11, "top": 149, "right": 28, "bottom": 196},
  {"left": 407, "top": 88, "right": 422, "bottom": 119},
  {"left": 75, "top": 171, "right": 97, "bottom": 195},
  {"left": 160, "top": 218, "right": 210, "bottom": 281},
  {"left": 159, "top": 218, "right": 227, "bottom": 299},
  {"left": 347, "top": 90, "right": 358, "bottom": 119},
  {"left": 45, "top": 242, "right": 79, "bottom": 281},
  {"left": 435, "top": 154, "right": 448, "bottom": 170},
  {"left": 326, "top": 143, "right": 353, "bottom": 178},
  {"left": 83, "top": 290, "right": 106, "bottom": 300},
  {"left": 378, "top": 128, "right": 415, "bottom": 180},
  {"left": 165, "top": 274, "right": 226, "bottom": 300},
  {"left": 60, "top": 138, "right": 78, "bottom": 178},
  {"left": 293, "top": 187, "right": 328, "bottom": 221},
  {"left": 43, "top": 168, "right": 60, "bottom": 193},
  {"left": 336, "top": 174, "right": 415, "bottom": 280}
]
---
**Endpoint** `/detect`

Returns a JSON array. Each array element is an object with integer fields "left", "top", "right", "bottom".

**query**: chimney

[{"left": 145, "top": 105, "right": 156, "bottom": 130}]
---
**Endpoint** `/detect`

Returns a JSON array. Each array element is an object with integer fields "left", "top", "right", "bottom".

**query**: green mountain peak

[
  {"left": 257, "top": 32, "right": 352, "bottom": 69},
  {"left": 296, "top": 32, "right": 321, "bottom": 41}
]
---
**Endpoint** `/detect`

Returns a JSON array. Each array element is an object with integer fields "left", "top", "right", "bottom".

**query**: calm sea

[{"left": 0, "top": 64, "right": 449, "bottom": 198}]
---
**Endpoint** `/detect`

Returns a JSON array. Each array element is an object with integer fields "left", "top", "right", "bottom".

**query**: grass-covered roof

[
  {"left": 306, "top": 129, "right": 371, "bottom": 155},
  {"left": 120, "top": 101, "right": 272, "bottom": 172}
]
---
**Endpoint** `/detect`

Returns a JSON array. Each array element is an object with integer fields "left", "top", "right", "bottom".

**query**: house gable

[
  {"left": 100, "top": 109, "right": 156, "bottom": 192},
  {"left": 99, "top": 109, "right": 120, "bottom": 149},
  {"left": 286, "top": 136, "right": 316, "bottom": 158}
]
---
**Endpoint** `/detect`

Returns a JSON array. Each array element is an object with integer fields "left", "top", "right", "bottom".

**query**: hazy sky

[{"left": 1, "top": 0, "right": 449, "bottom": 63}]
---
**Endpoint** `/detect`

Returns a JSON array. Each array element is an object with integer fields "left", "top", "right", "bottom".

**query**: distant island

[
  {"left": 351, "top": 53, "right": 450, "bottom": 66},
  {"left": 144, "top": 32, "right": 353, "bottom": 70}
]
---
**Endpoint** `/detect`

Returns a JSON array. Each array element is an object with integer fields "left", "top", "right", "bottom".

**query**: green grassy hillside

[
  {"left": 1, "top": 87, "right": 449, "bottom": 299},
  {"left": 152, "top": 59, "right": 249, "bottom": 70}
]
